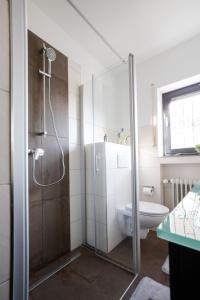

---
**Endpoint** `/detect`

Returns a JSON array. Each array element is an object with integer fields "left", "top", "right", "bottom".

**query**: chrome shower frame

[
  {"left": 91, "top": 54, "right": 140, "bottom": 282},
  {"left": 129, "top": 54, "right": 141, "bottom": 274},
  {"left": 10, "top": 0, "right": 29, "bottom": 299}
]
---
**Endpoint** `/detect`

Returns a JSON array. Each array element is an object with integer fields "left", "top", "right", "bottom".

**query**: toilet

[{"left": 117, "top": 201, "right": 169, "bottom": 239}]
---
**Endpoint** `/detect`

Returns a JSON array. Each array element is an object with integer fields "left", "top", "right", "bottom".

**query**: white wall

[
  {"left": 137, "top": 34, "right": 200, "bottom": 205},
  {"left": 85, "top": 143, "right": 131, "bottom": 253},
  {"left": 83, "top": 64, "right": 130, "bottom": 146},
  {"left": 137, "top": 34, "right": 200, "bottom": 127},
  {"left": 28, "top": 0, "right": 103, "bottom": 83}
]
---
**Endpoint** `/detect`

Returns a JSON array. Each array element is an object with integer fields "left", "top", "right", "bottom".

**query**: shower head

[
  {"left": 45, "top": 47, "right": 56, "bottom": 62},
  {"left": 44, "top": 47, "right": 56, "bottom": 75}
]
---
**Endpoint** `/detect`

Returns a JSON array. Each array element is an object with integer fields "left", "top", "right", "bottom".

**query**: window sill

[{"left": 159, "top": 155, "right": 200, "bottom": 165}]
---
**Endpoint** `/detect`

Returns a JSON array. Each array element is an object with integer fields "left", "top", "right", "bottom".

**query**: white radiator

[{"left": 162, "top": 178, "right": 198, "bottom": 208}]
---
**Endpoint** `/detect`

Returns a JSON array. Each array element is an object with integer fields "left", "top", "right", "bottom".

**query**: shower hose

[{"left": 32, "top": 76, "right": 65, "bottom": 187}]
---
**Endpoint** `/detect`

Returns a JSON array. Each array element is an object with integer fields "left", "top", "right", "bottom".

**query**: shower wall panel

[{"left": 28, "top": 31, "right": 70, "bottom": 273}]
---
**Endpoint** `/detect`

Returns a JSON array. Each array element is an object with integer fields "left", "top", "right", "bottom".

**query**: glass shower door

[{"left": 89, "top": 55, "right": 140, "bottom": 274}]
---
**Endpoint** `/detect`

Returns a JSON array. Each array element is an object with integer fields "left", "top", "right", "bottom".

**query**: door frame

[{"left": 10, "top": 0, "right": 29, "bottom": 299}]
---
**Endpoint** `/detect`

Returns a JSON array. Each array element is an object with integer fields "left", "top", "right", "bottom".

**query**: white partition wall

[{"left": 86, "top": 142, "right": 131, "bottom": 253}]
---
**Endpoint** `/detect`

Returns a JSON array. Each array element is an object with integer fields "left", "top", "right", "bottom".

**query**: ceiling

[{"left": 31, "top": 0, "right": 200, "bottom": 66}]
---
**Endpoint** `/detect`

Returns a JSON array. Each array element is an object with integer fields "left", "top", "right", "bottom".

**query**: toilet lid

[{"left": 125, "top": 201, "right": 169, "bottom": 216}]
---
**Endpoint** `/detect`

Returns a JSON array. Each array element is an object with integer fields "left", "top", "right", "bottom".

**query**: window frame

[{"left": 162, "top": 82, "right": 200, "bottom": 155}]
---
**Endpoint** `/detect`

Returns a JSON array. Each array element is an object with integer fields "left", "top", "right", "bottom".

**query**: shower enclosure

[
  {"left": 11, "top": 2, "right": 140, "bottom": 299},
  {"left": 28, "top": 31, "right": 70, "bottom": 286},
  {"left": 84, "top": 56, "right": 140, "bottom": 275},
  {"left": 27, "top": 36, "right": 140, "bottom": 293}
]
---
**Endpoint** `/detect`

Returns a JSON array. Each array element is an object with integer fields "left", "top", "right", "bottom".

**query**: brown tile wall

[{"left": 28, "top": 31, "right": 70, "bottom": 273}]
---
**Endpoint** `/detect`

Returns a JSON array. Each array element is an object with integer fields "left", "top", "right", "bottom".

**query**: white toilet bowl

[{"left": 117, "top": 201, "right": 169, "bottom": 239}]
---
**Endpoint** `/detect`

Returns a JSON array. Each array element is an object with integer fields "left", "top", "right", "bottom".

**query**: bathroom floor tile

[
  {"left": 29, "top": 231, "right": 168, "bottom": 300},
  {"left": 123, "top": 231, "right": 169, "bottom": 299},
  {"left": 29, "top": 248, "right": 133, "bottom": 300}
]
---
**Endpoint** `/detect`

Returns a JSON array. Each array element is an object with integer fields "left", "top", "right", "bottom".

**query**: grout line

[
  {"left": 28, "top": 132, "right": 69, "bottom": 140},
  {"left": 0, "top": 279, "right": 10, "bottom": 286},
  {"left": 0, "top": 87, "right": 10, "bottom": 94},
  {"left": 70, "top": 217, "right": 82, "bottom": 223}
]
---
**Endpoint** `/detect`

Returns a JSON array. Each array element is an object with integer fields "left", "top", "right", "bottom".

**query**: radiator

[{"left": 162, "top": 178, "right": 198, "bottom": 208}]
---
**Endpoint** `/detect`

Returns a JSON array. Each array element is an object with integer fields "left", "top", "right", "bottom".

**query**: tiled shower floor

[
  {"left": 29, "top": 231, "right": 169, "bottom": 300},
  {"left": 29, "top": 248, "right": 134, "bottom": 300}
]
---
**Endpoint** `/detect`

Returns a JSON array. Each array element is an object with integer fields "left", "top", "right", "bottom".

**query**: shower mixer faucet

[{"left": 28, "top": 148, "right": 45, "bottom": 160}]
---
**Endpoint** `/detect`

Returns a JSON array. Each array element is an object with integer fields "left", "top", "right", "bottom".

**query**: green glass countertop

[{"left": 157, "top": 183, "right": 200, "bottom": 251}]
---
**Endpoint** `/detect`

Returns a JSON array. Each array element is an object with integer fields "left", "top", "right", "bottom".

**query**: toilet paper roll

[{"left": 143, "top": 186, "right": 154, "bottom": 196}]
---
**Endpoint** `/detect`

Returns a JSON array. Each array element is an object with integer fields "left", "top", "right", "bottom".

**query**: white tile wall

[
  {"left": 83, "top": 122, "right": 93, "bottom": 144},
  {"left": 70, "top": 195, "right": 82, "bottom": 223},
  {"left": 162, "top": 164, "right": 200, "bottom": 180},
  {"left": 0, "top": 0, "right": 9, "bottom": 92},
  {"left": 138, "top": 123, "right": 200, "bottom": 209},
  {"left": 69, "top": 143, "right": 81, "bottom": 170},
  {"left": 95, "top": 195, "right": 107, "bottom": 224},
  {"left": 86, "top": 220, "right": 95, "bottom": 247},
  {"left": 139, "top": 146, "right": 160, "bottom": 168},
  {"left": 86, "top": 169, "right": 94, "bottom": 195},
  {"left": 0, "top": 281, "right": 9, "bottom": 300},
  {"left": 70, "top": 219, "right": 82, "bottom": 250},
  {"left": 96, "top": 222, "right": 107, "bottom": 252},
  {"left": 85, "top": 143, "right": 131, "bottom": 252},
  {"left": 68, "top": 59, "right": 83, "bottom": 250},
  {"left": 68, "top": 92, "right": 80, "bottom": 120},
  {"left": 0, "top": 185, "right": 10, "bottom": 283},
  {"left": 0, "top": 1, "right": 10, "bottom": 298},
  {"left": 68, "top": 61, "right": 81, "bottom": 96},
  {"left": 138, "top": 125, "right": 161, "bottom": 204},
  {"left": 70, "top": 170, "right": 82, "bottom": 196},
  {"left": 0, "top": 90, "right": 10, "bottom": 184},
  {"left": 69, "top": 118, "right": 81, "bottom": 145},
  {"left": 139, "top": 166, "right": 161, "bottom": 203},
  {"left": 138, "top": 125, "right": 154, "bottom": 147},
  {"left": 86, "top": 194, "right": 95, "bottom": 221}
]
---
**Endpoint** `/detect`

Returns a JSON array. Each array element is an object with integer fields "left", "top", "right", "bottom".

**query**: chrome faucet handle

[
  {"left": 28, "top": 148, "right": 45, "bottom": 160},
  {"left": 34, "top": 148, "right": 45, "bottom": 160}
]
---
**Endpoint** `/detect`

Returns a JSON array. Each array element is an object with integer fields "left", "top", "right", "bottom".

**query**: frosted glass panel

[
  {"left": 85, "top": 61, "right": 134, "bottom": 271},
  {"left": 169, "top": 91, "right": 200, "bottom": 149}
]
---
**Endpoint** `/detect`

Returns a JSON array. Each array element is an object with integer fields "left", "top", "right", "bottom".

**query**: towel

[
  {"left": 162, "top": 256, "right": 169, "bottom": 275},
  {"left": 129, "top": 276, "right": 170, "bottom": 300}
]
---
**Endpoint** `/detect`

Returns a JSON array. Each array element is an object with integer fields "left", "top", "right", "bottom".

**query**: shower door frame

[
  {"left": 92, "top": 55, "right": 141, "bottom": 277},
  {"left": 10, "top": 0, "right": 29, "bottom": 299},
  {"left": 129, "top": 54, "right": 141, "bottom": 275}
]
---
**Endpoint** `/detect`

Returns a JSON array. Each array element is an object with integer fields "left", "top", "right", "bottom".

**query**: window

[{"left": 162, "top": 83, "right": 200, "bottom": 155}]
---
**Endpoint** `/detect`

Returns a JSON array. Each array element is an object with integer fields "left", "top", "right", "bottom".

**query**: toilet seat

[{"left": 125, "top": 201, "right": 169, "bottom": 216}]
